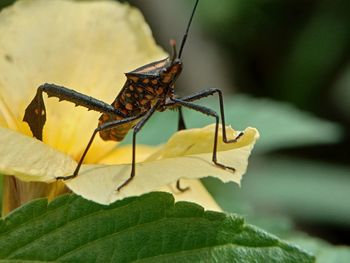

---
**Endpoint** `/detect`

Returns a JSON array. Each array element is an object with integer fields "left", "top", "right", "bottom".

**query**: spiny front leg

[{"left": 23, "top": 83, "right": 126, "bottom": 141}]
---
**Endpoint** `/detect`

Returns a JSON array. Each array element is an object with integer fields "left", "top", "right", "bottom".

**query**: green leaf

[
  {"left": 0, "top": 192, "right": 314, "bottom": 262},
  {"left": 125, "top": 95, "right": 342, "bottom": 153}
]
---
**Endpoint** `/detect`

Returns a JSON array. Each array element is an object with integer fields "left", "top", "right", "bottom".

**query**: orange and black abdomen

[{"left": 98, "top": 75, "right": 166, "bottom": 141}]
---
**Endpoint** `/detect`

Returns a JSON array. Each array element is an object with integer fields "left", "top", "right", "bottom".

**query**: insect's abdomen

[
  {"left": 98, "top": 77, "right": 164, "bottom": 141},
  {"left": 98, "top": 113, "right": 139, "bottom": 141}
]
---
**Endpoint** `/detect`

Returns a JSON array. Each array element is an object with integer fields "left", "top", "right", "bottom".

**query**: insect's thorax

[
  {"left": 116, "top": 58, "right": 183, "bottom": 115},
  {"left": 98, "top": 60, "right": 182, "bottom": 141},
  {"left": 115, "top": 75, "right": 170, "bottom": 116}
]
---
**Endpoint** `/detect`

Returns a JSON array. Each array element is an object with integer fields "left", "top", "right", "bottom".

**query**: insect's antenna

[{"left": 178, "top": 0, "right": 199, "bottom": 59}]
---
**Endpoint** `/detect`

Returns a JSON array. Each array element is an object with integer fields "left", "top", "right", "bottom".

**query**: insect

[{"left": 23, "top": 0, "right": 243, "bottom": 191}]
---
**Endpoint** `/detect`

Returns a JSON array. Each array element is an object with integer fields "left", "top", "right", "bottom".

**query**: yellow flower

[{"left": 0, "top": 0, "right": 259, "bottom": 213}]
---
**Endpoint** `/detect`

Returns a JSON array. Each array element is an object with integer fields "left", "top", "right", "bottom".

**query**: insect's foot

[
  {"left": 227, "top": 131, "right": 244, "bottom": 143},
  {"left": 116, "top": 177, "right": 133, "bottom": 192},
  {"left": 176, "top": 179, "right": 190, "bottom": 193},
  {"left": 236, "top": 131, "right": 244, "bottom": 140},
  {"left": 55, "top": 174, "right": 77, "bottom": 181},
  {"left": 214, "top": 162, "right": 236, "bottom": 173}
]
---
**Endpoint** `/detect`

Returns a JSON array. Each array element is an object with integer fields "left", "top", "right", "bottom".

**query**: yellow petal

[
  {"left": 98, "top": 145, "right": 161, "bottom": 165},
  {"left": 0, "top": 124, "right": 258, "bottom": 205},
  {"left": 0, "top": 126, "right": 76, "bottom": 182},
  {"left": 0, "top": 0, "right": 166, "bottom": 159},
  {"left": 66, "top": 125, "right": 259, "bottom": 204},
  {"left": 158, "top": 179, "right": 222, "bottom": 212},
  {"left": 2, "top": 177, "right": 68, "bottom": 216}
]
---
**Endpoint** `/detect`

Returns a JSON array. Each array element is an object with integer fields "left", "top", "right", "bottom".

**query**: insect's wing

[{"left": 126, "top": 57, "right": 168, "bottom": 77}]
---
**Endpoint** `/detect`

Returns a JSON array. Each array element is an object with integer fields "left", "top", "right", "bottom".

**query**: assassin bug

[{"left": 23, "top": 0, "right": 243, "bottom": 191}]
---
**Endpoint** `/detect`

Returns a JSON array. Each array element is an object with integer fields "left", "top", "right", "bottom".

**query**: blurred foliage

[
  {"left": 333, "top": 63, "right": 350, "bottom": 118},
  {"left": 200, "top": 0, "right": 350, "bottom": 113},
  {"left": 203, "top": 156, "right": 350, "bottom": 226},
  {"left": 289, "top": 234, "right": 350, "bottom": 263}
]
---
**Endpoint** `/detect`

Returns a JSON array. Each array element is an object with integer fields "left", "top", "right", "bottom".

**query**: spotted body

[{"left": 98, "top": 57, "right": 183, "bottom": 141}]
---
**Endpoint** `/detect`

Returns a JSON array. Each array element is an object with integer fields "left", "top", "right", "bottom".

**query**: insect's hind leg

[
  {"left": 177, "top": 88, "right": 244, "bottom": 143},
  {"left": 169, "top": 98, "right": 236, "bottom": 173},
  {"left": 177, "top": 106, "right": 187, "bottom": 131},
  {"left": 23, "top": 83, "right": 126, "bottom": 141},
  {"left": 175, "top": 107, "right": 190, "bottom": 192}
]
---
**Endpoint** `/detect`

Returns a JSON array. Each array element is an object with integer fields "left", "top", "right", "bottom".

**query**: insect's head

[
  {"left": 128, "top": 0, "right": 199, "bottom": 85},
  {"left": 160, "top": 0, "right": 199, "bottom": 85},
  {"left": 160, "top": 40, "right": 183, "bottom": 84}
]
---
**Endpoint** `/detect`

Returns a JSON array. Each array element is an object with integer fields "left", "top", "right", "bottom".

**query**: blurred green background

[{"left": 1, "top": 0, "right": 349, "bottom": 251}]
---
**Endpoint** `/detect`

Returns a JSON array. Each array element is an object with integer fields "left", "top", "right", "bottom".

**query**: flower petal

[
  {"left": 97, "top": 145, "right": 161, "bottom": 165},
  {"left": 0, "top": 126, "right": 76, "bottom": 181},
  {"left": 0, "top": 0, "right": 166, "bottom": 159},
  {"left": 66, "top": 125, "right": 259, "bottom": 204},
  {"left": 158, "top": 179, "right": 223, "bottom": 212},
  {"left": 0, "top": 124, "right": 258, "bottom": 205}
]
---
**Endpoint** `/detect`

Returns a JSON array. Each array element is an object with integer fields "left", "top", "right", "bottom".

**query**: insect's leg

[
  {"left": 169, "top": 98, "right": 236, "bottom": 172},
  {"left": 177, "top": 106, "right": 187, "bottom": 131},
  {"left": 23, "top": 83, "right": 126, "bottom": 140},
  {"left": 172, "top": 88, "right": 244, "bottom": 143},
  {"left": 175, "top": 106, "right": 190, "bottom": 192},
  {"left": 117, "top": 101, "right": 162, "bottom": 191},
  {"left": 176, "top": 179, "right": 190, "bottom": 193},
  {"left": 56, "top": 115, "right": 141, "bottom": 181}
]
